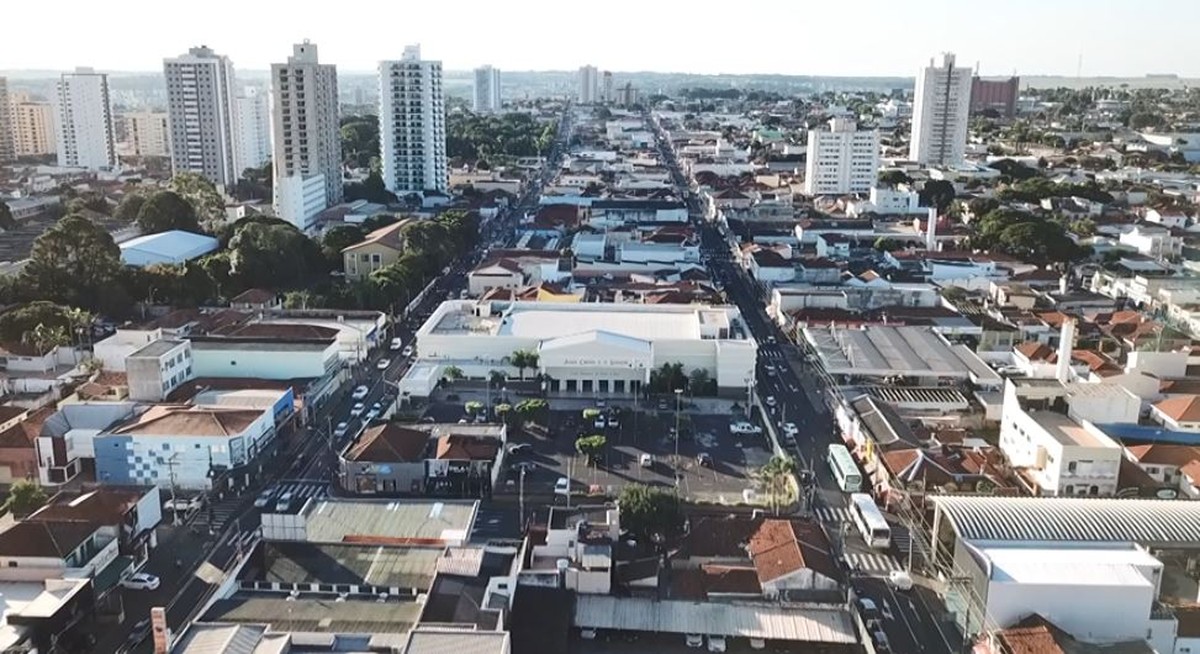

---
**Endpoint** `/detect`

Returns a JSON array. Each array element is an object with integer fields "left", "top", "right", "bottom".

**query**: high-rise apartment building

[
  {"left": 164, "top": 46, "right": 238, "bottom": 189},
  {"left": 9, "top": 93, "right": 56, "bottom": 156},
  {"left": 55, "top": 68, "right": 118, "bottom": 170},
  {"left": 804, "top": 118, "right": 880, "bottom": 196},
  {"left": 271, "top": 41, "right": 343, "bottom": 231},
  {"left": 909, "top": 52, "right": 973, "bottom": 166},
  {"left": 602, "top": 71, "right": 614, "bottom": 104},
  {"left": 234, "top": 88, "right": 270, "bottom": 174},
  {"left": 472, "top": 65, "right": 501, "bottom": 114},
  {"left": 970, "top": 75, "right": 1020, "bottom": 118},
  {"left": 122, "top": 112, "right": 170, "bottom": 157},
  {"left": 578, "top": 65, "right": 599, "bottom": 104},
  {"left": 379, "top": 45, "right": 447, "bottom": 196},
  {"left": 0, "top": 78, "right": 14, "bottom": 162}
]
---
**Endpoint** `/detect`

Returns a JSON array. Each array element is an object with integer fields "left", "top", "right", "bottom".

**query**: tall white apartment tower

[
  {"left": 54, "top": 68, "right": 118, "bottom": 170},
  {"left": 163, "top": 46, "right": 239, "bottom": 189},
  {"left": 909, "top": 52, "right": 973, "bottom": 166},
  {"left": 804, "top": 118, "right": 880, "bottom": 196},
  {"left": 234, "top": 88, "right": 271, "bottom": 175},
  {"left": 0, "top": 78, "right": 13, "bottom": 162},
  {"left": 379, "top": 45, "right": 447, "bottom": 196},
  {"left": 578, "top": 66, "right": 599, "bottom": 104},
  {"left": 123, "top": 112, "right": 171, "bottom": 157},
  {"left": 473, "top": 65, "right": 501, "bottom": 114},
  {"left": 271, "top": 41, "right": 343, "bottom": 231}
]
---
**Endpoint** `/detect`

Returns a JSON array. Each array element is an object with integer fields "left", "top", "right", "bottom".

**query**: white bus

[
  {"left": 849, "top": 493, "right": 891, "bottom": 549},
  {"left": 826, "top": 444, "right": 862, "bottom": 492}
]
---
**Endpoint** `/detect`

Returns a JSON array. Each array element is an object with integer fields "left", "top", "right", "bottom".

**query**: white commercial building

[
  {"left": 54, "top": 68, "right": 118, "bottom": 170},
  {"left": 164, "top": 46, "right": 239, "bottom": 189},
  {"left": 9, "top": 93, "right": 56, "bottom": 156},
  {"left": 472, "top": 65, "right": 501, "bottom": 114},
  {"left": 0, "top": 77, "right": 12, "bottom": 162},
  {"left": 122, "top": 112, "right": 170, "bottom": 157},
  {"left": 126, "top": 338, "right": 193, "bottom": 402},
  {"left": 271, "top": 42, "right": 343, "bottom": 231},
  {"left": 379, "top": 45, "right": 447, "bottom": 196},
  {"left": 804, "top": 117, "right": 879, "bottom": 196},
  {"left": 234, "top": 88, "right": 270, "bottom": 175},
  {"left": 578, "top": 65, "right": 599, "bottom": 104},
  {"left": 118, "top": 230, "right": 220, "bottom": 267},
  {"left": 909, "top": 52, "right": 973, "bottom": 166},
  {"left": 408, "top": 300, "right": 756, "bottom": 397}
]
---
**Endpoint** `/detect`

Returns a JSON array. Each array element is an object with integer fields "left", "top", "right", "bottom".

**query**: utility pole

[
  {"left": 519, "top": 468, "right": 526, "bottom": 527},
  {"left": 674, "top": 388, "right": 683, "bottom": 488},
  {"left": 165, "top": 453, "right": 180, "bottom": 526}
]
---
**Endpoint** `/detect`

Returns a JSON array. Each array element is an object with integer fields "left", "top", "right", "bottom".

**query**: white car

[
  {"left": 376, "top": 359, "right": 391, "bottom": 370},
  {"left": 554, "top": 477, "right": 571, "bottom": 496},
  {"left": 350, "top": 403, "right": 365, "bottom": 417},
  {"left": 706, "top": 635, "right": 727, "bottom": 653},
  {"left": 729, "top": 422, "right": 762, "bottom": 435},
  {"left": 593, "top": 415, "right": 606, "bottom": 430},
  {"left": 333, "top": 422, "right": 350, "bottom": 438},
  {"left": 888, "top": 569, "right": 914, "bottom": 591},
  {"left": 685, "top": 634, "right": 704, "bottom": 648},
  {"left": 401, "top": 345, "right": 414, "bottom": 357},
  {"left": 253, "top": 489, "right": 275, "bottom": 508},
  {"left": 782, "top": 422, "right": 798, "bottom": 436},
  {"left": 764, "top": 395, "right": 777, "bottom": 407},
  {"left": 640, "top": 453, "right": 654, "bottom": 468},
  {"left": 390, "top": 338, "right": 403, "bottom": 351},
  {"left": 275, "top": 492, "right": 294, "bottom": 513},
  {"left": 121, "top": 572, "right": 161, "bottom": 591},
  {"left": 352, "top": 385, "right": 369, "bottom": 400}
]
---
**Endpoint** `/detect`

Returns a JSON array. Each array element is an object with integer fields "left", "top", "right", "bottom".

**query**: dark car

[
  {"left": 125, "top": 619, "right": 151, "bottom": 649},
  {"left": 697, "top": 452, "right": 713, "bottom": 468}
]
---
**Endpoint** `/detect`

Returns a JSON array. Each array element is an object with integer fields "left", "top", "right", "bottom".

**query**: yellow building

[
  {"left": 9, "top": 93, "right": 56, "bottom": 156},
  {"left": 342, "top": 219, "right": 412, "bottom": 280}
]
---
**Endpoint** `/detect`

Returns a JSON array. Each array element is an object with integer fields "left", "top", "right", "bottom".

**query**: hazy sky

[{"left": 7, "top": 0, "right": 1200, "bottom": 77}]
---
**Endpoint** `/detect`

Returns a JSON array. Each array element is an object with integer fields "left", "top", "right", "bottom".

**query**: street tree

[
  {"left": 0, "top": 201, "right": 15, "bottom": 230},
  {"left": 167, "top": 172, "right": 225, "bottom": 226},
  {"left": 20, "top": 214, "right": 124, "bottom": 312},
  {"left": 3, "top": 480, "right": 47, "bottom": 518},
  {"left": 754, "top": 455, "right": 798, "bottom": 515},
  {"left": 114, "top": 190, "right": 148, "bottom": 222},
  {"left": 574, "top": 434, "right": 607, "bottom": 465},
  {"left": 442, "top": 366, "right": 464, "bottom": 382},
  {"left": 918, "top": 180, "right": 957, "bottom": 214},
  {"left": 136, "top": 190, "right": 201, "bottom": 234},
  {"left": 617, "top": 484, "right": 684, "bottom": 543},
  {"left": 510, "top": 350, "right": 539, "bottom": 380}
]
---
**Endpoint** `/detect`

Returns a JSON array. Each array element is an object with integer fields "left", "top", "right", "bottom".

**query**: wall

[
  {"left": 190, "top": 343, "right": 336, "bottom": 380},
  {"left": 986, "top": 578, "right": 1153, "bottom": 643},
  {"left": 339, "top": 458, "right": 425, "bottom": 495},
  {"left": 93, "top": 329, "right": 162, "bottom": 372}
]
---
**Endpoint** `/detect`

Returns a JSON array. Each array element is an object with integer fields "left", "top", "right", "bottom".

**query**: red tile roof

[{"left": 1154, "top": 395, "right": 1200, "bottom": 423}]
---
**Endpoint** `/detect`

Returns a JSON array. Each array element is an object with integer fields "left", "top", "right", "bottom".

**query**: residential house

[
  {"left": 468, "top": 260, "right": 525, "bottom": 297},
  {"left": 523, "top": 505, "right": 618, "bottom": 595},
  {"left": 342, "top": 219, "right": 412, "bottom": 280},
  {"left": 25, "top": 486, "right": 162, "bottom": 571},
  {"left": 339, "top": 423, "right": 431, "bottom": 495},
  {"left": 37, "top": 402, "right": 139, "bottom": 486},
  {"left": 1150, "top": 395, "right": 1200, "bottom": 432},
  {"left": 1124, "top": 443, "right": 1200, "bottom": 499},
  {"left": 339, "top": 422, "right": 507, "bottom": 497}
]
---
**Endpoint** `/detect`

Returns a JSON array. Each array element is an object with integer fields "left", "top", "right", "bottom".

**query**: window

[
  {"left": 1067, "top": 461, "right": 1077, "bottom": 473},
  {"left": 1064, "top": 485, "right": 1074, "bottom": 494}
]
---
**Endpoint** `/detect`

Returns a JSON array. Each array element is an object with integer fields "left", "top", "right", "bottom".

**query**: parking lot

[{"left": 422, "top": 395, "right": 775, "bottom": 504}]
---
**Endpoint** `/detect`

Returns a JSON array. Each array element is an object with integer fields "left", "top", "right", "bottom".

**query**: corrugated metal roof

[
  {"left": 573, "top": 596, "right": 856, "bottom": 643},
  {"left": 403, "top": 629, "right": 510, "bottom": 654},
  {"left": 932, "top": 496, "right": 1200, "bottom": 546}
]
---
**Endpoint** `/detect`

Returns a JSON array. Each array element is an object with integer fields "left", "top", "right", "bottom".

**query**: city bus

[
  {"left": 826, "top": 444, "right": 863, "bottom": 492},
  {"left": 849, "top": 493, "right": 892, "bottom": 549}
]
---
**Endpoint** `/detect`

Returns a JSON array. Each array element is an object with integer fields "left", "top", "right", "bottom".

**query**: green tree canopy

[
  {"left": 340, "top": 116, "right": 380, "bottom": 169},
  {"left": 877, "top": 170, "right": 912, "bottom": 186},
  {"left": 227, "top": 221, "right": 324, "bottom": 290},
  {"left": 617, "top": 484, "right": 685, "bottom": 543},
  {"left": 321, "top": 225, "right": 365, "bottom": 270},
  {"left": 136, "top": 190, "right": 201, "bottom": 234},
  {"left": 3, "top": 480, "right": 47, "bottom": 518},
  {"left": 919, "top": 180, "right": 957, "bottom": 214},
  {"left": 20, "top": 214, "right": 125, "bottom": 312},
  {"left": 0, "top": 201, "right": 14, "bottom": 231},
  {"left": 167, "top": 172, "right": 225, "bottom": 226},
  {"left": 972, "top": 209, "right": 1086, "bottom": 264},
  {"left": 575, "top": 434, "right": 607, "bottom": 464},
  {"left": 114, "top": 191, "right": 148, "bottom": 222}
]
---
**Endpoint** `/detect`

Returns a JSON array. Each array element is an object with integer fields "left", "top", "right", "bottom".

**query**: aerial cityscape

[{"left": 3, "top": 6, "right": 1200, "bottom": 653}]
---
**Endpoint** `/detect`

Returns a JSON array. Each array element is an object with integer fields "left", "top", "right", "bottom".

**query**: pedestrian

[{"left": 175, "top": 557, "right": 182, "bottom": 569}]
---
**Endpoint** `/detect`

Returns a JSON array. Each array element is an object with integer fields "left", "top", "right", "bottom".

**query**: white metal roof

[
  {"left": 932, "top": 496, "right": 1200, "bottom": 546},
  {"left": 501, "top": 308, "right": 701, "bottom": 341},
  {"left": 979, "top": 545, "right": 1160, "bottom": 586},
  {"left": 573, "top": 596, "right": 856, "bottom": 643}
]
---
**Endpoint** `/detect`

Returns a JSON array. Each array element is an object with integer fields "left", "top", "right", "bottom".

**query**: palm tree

[
  {"left": 510, "top": 349, "right": 539, "bottom": 381},
  {"left": 754, "top": 455, "right": 798, "bottom": 516},
  {"left": 442, "top": 366, "right": 464, "bottom": 383}
]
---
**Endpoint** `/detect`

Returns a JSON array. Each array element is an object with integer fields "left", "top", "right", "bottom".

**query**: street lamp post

[{"left": 673, "top": 388, "right": 683, "bottom": 487}]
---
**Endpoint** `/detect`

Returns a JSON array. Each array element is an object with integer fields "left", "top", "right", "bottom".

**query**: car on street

[
  {"left": 376, "top": 359, "right": 391, "bottom": 370},
  {"left": 275, "top": 491, "right": 294, "bottom": 512},
  {"left": 401, "top": 345, "right": 414, "bottom": 357},
  {"left": 126, "top": 619, "right": 151, "bottom": 648},
  {"left": 697, "top": 452, "right": 713, "bottom": 467},
  {"left": 685, "top": 634, "right": 703, "bottom": 648},
  {"left": 389, "top": 338, "right": 403, "bottom": 351},
  {"left": 729, "top": 421, "right": 762, "bottom": 435},
  {"left": 350, "top": 403, "right": 365, "bottom": 417},
  {"left": 857, "top": 598, "right": 882, "bottom": 627},
  {"left": 782, "top": 422, "right": 798, "bottom": 436},
  {"left": 554, "top": 477, "right": 571, "bottom": 496},
  {"left": 764, "top": 396, "right": 777, "bottom": 408},
  {"left": 352, "top": 385, "right": 369, "bottom": 400},
  {"left": 640, "top": 453, "right": 654, "bottom": 468},
  {"left": 657, "top": 399, "right": 669, "bottom": 410},
  {"left": 595, "top": 398, "right": 606, "bottom": 408},
  {"left": 121, "top": 572, "right": 160, "bottom": 591},
  {"left": 365, "top": 403, "right": 382, "bottom": 421},
  {"left": 253, "top": 488, "right": 275, "bottom": 508},
  {"left": 607, "top": 412, "right": 620, "bottom": 428},
  {"left": 707, "top": 635, "right": 727, "bottom": 652},
  {"left": 593, "top": 415, "right": 606, "bottom": 430},
  {"left": 334, "top": 422, "right": 350, "bottom": 438},
  {"left": 506, "top": 443, "right": 531, "bottom": 456},
  {"left": 888, "top": 569, "right": 914, "bottom": 591}
]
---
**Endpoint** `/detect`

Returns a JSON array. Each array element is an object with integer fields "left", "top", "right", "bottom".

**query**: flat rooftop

[
  {"left": 981, "top": 545, "right": 1159, "bottom": 587},
  {"left": 1026, "top": 411, "right": 1114, "bottom": 448},
  {"left": 804, "top": 324, "right": 992, "bottom": 379},
  {"left": 202, "top": 594, "right": 422, "bottom": 634},
  {"left": 129, "top": 338, "right": 184, "bottom": 358},
  {"left": 300, "top": 499, "right": 478, "bottom": 546},
  {"left": 574, "top": 596, "right": 856, "bottom": 643},
  {"left": 256, "top": 542, "right": 443, "bottom": 590}
]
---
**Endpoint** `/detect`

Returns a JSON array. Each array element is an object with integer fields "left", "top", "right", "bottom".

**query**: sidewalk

[{"left": 432, "top": 387, "right": 742, "bottom": 415}]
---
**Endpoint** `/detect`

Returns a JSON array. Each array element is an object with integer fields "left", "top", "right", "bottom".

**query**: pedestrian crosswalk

[
  {"left": 816, "top": 506, "right": 850, "bottom": 523},
  {"left": 844, "top": 550, "right": 904, "bottom": 574}
]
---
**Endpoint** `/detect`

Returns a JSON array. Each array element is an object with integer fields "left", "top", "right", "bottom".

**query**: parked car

[
  {"left": 782, "top": 422, "right": 798, "bottom": 437},
  {"left": 607, "top": 413, "right": 620, "bottom": 428},
  {"left": 593, "top": 415, "right": 606, "bottom": 430},
  {"left": 729, "top": 422, "right": 762, "bottom": 435},
  {"left": 706, "top": 635, "right": 727, "bottom": 653},
  {"left": 350, "top": 403, "right": 365, "bottom": 417},
  {"left": 125, "top": 619, "right": 151, "bottom": 648},
  {"left": 888, "top": 569, "right": 914, "bottom": 591},
  {"left": 554, "top": 477, "right": 571, "bottom": 496},
  {"left": 275, "top": 492, "right": 294, "bottom": 513},
  {"left": 401, "top": 345, "right": 414, "bottom": 357},
  {"left": 334, "top": 422, "right": 350, "bottom": 438},
  {"left": 376, "top": 358, "right": 391, "bottom": 370},
  {"left": 658, "top": 399, "right": 669, "bottom": 410},
  {"left": 366, "top": 404, "right": 382, "bottom": 421},
  {"left": 121, "top": 573, "right": 160, "bottom": 591},
  {"left": 640, "top": 453, "right": 654, "bottom": 468},
  {"left": 697, "top": 452, "right": 713, "bottom": 468},
  {"left": 253, "top": 488, "right": 275, "bottom": 508},
  {"left": 506, "top": 443, "right": 531, "bottom": 456},
  {"left": 764, "top": 395, "right": 777, "bottom": 408},
  {"left": 858, "top": 598, "right": 882, "bottom": 626},
  {"left": 685, "top": 634, "right": 704, "bottom": 648},
  {"left": 595, "top": 399, "right": 607, "bottom": 409},
  {"left": 389, "top": 338, "right": 403, "bottom": 351},
  {"left": 352, "top": 385, "right": 369, "bottom": 400}
]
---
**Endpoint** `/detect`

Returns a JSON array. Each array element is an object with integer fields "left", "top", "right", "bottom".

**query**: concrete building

[
  {"left": 909, "top": 53, "right": 973, "bottom": 166},
  {"left": 125, "top": 339, "right": 193, "bottom": 402},
  {"left": 122, "top": 112, "right": 170, "bottom": 157},
  {"left": 379, "top": 45, "right": 447, "bottom": 196},
  {"left": 803, "top": 118, "right": 879, "bottom": 196},
  {"left": 406, "top": 300, "right": 756, "bottom": 397},
  {"left": 602, "top": 70, "right": 614, "bottom": 104},
  {"left": 189, "top": 325, "right": 341, "bottom": 381},
  {"left": 970, "top": 75, "right": 1020, "bottom": 118},
  {"left": 472, "top": 65, "right": 501, "bottom": 114},
  {"left": 338, "top": 422, "right": 506, "bottom": 497},
  {"left": 0, "top": 77, "right": 13, "bottom": 162},
  {"left": 164, "top": 46, "right": 239, "bottom": 189},
  {"left": 342, "top": 219, "right": 411, "bottom": 280},
  {"left": 578, "top": 65, "right": 599, "bottom": 104},
  {"left": 54, "top": 68, "right": 118, "bottom": 170},
  {"left": 9, "top": 93, "right": 56, "bottom": 156},
  {"left": 234, "top": 88, "right": 270, "bottom": 175},
  {"left": 271, "top": 41, "right": 343, "bottom": 231}
]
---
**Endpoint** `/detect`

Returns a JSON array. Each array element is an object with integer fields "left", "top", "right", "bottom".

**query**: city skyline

[{"left": 7, "top": 0, "right": 1200, "bottom": 77}]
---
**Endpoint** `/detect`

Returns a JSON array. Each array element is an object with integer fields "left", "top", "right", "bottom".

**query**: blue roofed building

[{"left": 118, "top": 230, "right": 220, "bottom": 267}]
